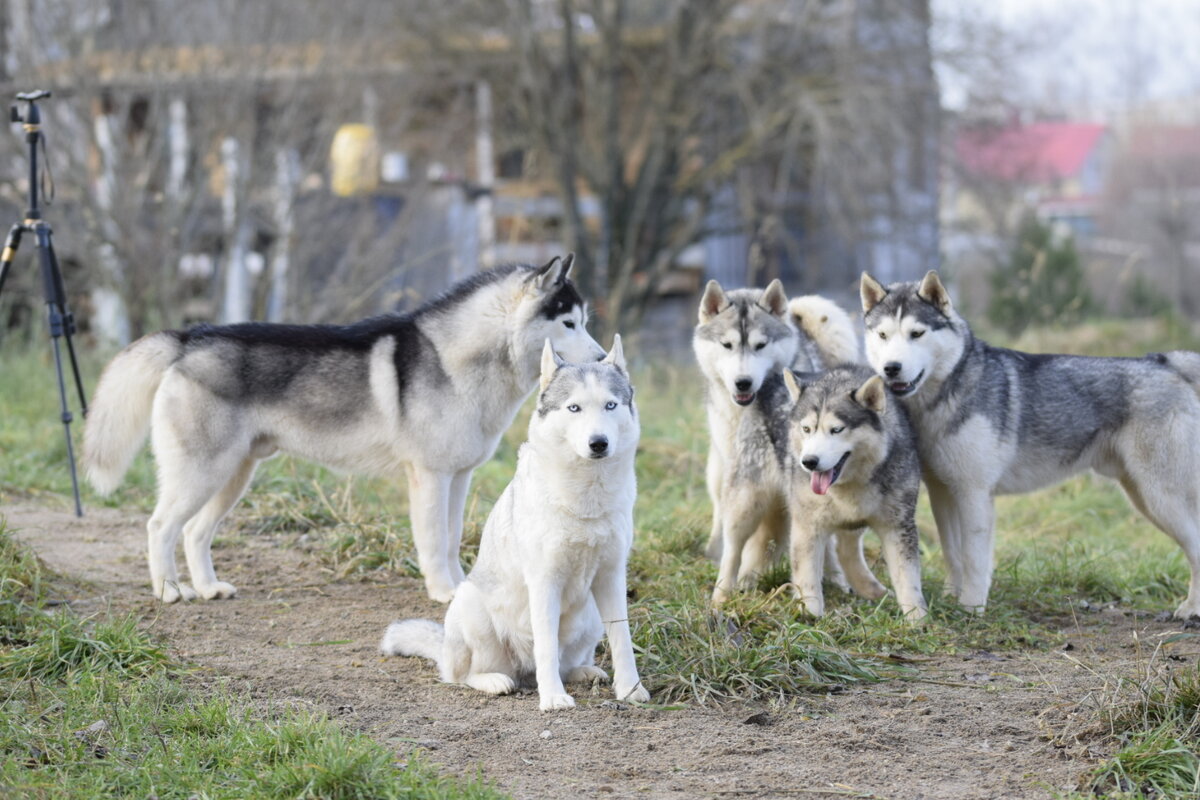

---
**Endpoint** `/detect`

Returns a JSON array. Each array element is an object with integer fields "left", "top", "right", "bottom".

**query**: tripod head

[
  {"left": 9, "top": 90, "right": 53, "bottom": 219},
  {"left": 10, "top": 90, "right": 50, "bottom": 127}
]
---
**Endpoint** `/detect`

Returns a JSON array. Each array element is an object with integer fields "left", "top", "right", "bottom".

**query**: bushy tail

[
  {"left": 82, "top": 332, "right": 181, "bottom": 495},
  {"left": 379, "top": 619, "right": 444, "bottom": 661},
  {"left": 789, "top": 295, "right": 861, "bottom": 367}
]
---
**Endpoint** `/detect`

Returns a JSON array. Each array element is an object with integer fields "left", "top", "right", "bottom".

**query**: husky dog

[
  {"left": 380, "top": 338, "right": 649, "bottom": 711},
  {"left": 782, "top": 365, "right": 926, "bottom": 620},
  {"left": 861, "top": 270, "right": 1200, "bottom": 618},
  {"left": 83, "top": 257, "right": 605, "bottom": 604},
  {"left": 693, "top": 280, "right": 867, "bottom": 605}
]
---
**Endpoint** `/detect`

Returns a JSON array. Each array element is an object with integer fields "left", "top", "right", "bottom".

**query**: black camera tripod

[{"left": 0, "top": 90, "right": 88, "bottom": 516}]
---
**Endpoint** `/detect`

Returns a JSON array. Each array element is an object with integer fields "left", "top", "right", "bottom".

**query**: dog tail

[
  {"left": 83, "top": 332, "right": 182, "bottom": 495},
  {"left": 380, "top": 619, "right": 444, "bottom": 661},
  {"left": 789, "top": 295, "right": 861, "bottom": 367}
]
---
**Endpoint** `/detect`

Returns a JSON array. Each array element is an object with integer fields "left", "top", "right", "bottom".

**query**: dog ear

[
  {"left": 782, "top": 369, "right": 804, "bottom": 403},
  {"left": 699, "top": 280, "right": 729, "bottom": 323},
  {"left": 860, "top": 272, "right": 886, "bottom": 314},
  {"left": 758, "top": 279, "right": 788, "bottom": 317},
  {"left": 532, "top": 255, "right": 570, "bottom": 293},
  {"left": 853, "top": 374, "right": 887, "bottom": 414},
  {"left": 602, "top": 333, "right": 626, "bottom": 372},
  {"left": 539, "top": 339, "right": 564, "bottom": 393},
  {"left": 917, "top": 270, "right": 952, "bottom": 314}
]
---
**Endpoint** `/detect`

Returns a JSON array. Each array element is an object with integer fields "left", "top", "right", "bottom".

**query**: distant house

[{"left": 949, "top": 120, "right": 1111, "bottom": 241}]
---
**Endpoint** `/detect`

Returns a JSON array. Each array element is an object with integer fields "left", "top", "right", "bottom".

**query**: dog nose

[
  {"left": 734, "top": 377, "right": 752, "bottom": 392},
  {"left": 801, "top": 456, "right": 819, "bottom": 471},
  {"left": 589, "top": 436, "right": 609, "bottom": 454},
  {"left": 883, "top": 362, "right": 901, "bottom": 378}
]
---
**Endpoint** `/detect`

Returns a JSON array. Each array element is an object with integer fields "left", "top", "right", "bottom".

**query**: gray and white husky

[
  {"left": 381, "top": 337, "right": 649, "bottom": 711},
  {"left": 783, "top": 365, "right": 926, "bottom": 620},
  {"left": 82, "top": 257, "right": 605, "bottom": 604},
  {"left": 693, "top": 279, "right": 867, "bottom": 605},
  {"left": 862, "top": 270, "right": 1200, "bottom": 618}
]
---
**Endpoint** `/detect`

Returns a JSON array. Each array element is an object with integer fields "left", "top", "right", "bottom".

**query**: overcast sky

[{"left": 933, "top": 0, "right": 1200, "bottom": 119}]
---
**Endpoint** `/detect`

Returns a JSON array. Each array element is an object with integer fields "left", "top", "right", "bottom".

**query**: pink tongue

[{"left": 811, "top": 469, "right": 834, "bottom": 495}]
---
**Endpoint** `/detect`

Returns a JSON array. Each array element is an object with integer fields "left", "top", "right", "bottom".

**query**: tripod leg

[
  {"left": 0, "top": 225, "right": 23, "bottom": 300},
  {"left": 43, "top": 236, "right": 89, "bottom": 414},
  {"left": 36, "top": 225, "right": 84, "bottom": 517}
]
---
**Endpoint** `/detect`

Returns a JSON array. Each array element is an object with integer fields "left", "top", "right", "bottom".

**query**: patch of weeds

[
  {"left": 0, "top": 613, "right": 170, "bottom": 682},
  {"left": 631, "top": 585, "right": 886, "bottom": 705}
]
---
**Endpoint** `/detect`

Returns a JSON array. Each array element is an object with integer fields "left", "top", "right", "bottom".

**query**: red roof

[{"left": 956, "top": 122, "right": 1106, "bottom": 183}]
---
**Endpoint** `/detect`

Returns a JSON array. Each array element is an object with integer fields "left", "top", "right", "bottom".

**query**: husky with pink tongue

[{"left": 784, "top": 364, "right": 927, "bottom": 620}]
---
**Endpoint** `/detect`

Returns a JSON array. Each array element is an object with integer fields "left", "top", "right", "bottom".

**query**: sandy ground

[{"left": 6, "top": 500, "right": 1193, "bottom": 800}]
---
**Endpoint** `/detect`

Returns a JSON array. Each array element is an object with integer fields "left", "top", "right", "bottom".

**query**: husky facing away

[
  {"left": 82, "top": 257, "right": 605, "bottom": 604},
  {"left": 861, "top": 270, "right": 1200, "bottom": 618},
  {"left": 782, "top": 366, "right": 927, "bottom": 620},
  {"left": 381, "top": 338, "right": 649, "bottom": 711},
  {"left": 693, "top": 279, "right": 870, "bottom": 605}
]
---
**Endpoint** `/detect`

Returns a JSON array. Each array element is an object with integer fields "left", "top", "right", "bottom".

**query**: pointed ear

[
  {"left": 539, "top": 339, "right": 564, "bottom": 393},
  {"left": 917, "top": 270, "right": 952, "bottom": 314},
  {"left": 532, "top": 255, "right": 568, "bottom": 293},
  {"left": 602, "top": 333, "right": 626, "bottom": 372},
  {"left": 854, "top": 374, "right": 886, "bottom": 414},
  {"left": 758, "top": 279, "right": 788, "bottom": 317},
  {"left": 782, "top": 369, "right": 803, "bottom": 403},
  {"left": 699, "top": 280, "right": 729, "bottom": 323},
  {"left": 860, "top": 272, "right": 886, "bottom": 314},
  {"left": 559, "top": 252, "right": 575, "bottom": 280}
]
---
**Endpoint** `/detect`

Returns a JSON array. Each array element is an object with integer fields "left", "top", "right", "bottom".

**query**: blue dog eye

[
  {"left": 605, "top": 401, "right": 617, "bottom": 410},
  {"left": 568, "top": 404, "right": 581, "bottom": 413}
]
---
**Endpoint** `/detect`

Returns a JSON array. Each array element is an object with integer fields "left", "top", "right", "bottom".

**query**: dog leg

[
  {"left": 836, "top": 531, "right": 887, "bottom": 601},
  {"left": 953, "top": 491, "right": 995, "bottom": 612},
  {"left": 147, "top": 470, "right": 233, "bottom": 604},
  {"left": 1119, "top": 473, "right": 1200, "bottom": 620},
  {"left": 406, "top": 465, "right": 459, "bottom": 603},
  {"left": 528, "top": 581, "right": 573, "bottom": 710},
  {"left": 594, "top": 563, "right": 649, "bottom": 704},
  {"left": 738, "top": 501, "right": 785, "bottom": 585},
  {"left": 823, "top": 536, "right": 851, "bottom": 592},
  {"left": 562, "top": 603, "right": 608, "bottom": 685},
  {"left": 182, "top": 455, "right": 259, "bottom": 600},
  {"left": 712, "top": 497, "right": 765, "bottom": 605},
  {"left": 926, "top": 478, "right": 964, "bottom": 600},
  {"left": 879, "top": 521, "right": 927, "bottom": 621},
  {"left": 789, "top": 521, "right": 827, "bottom": 617},
  {"left": 445, "top": 468, "right": 475, "bottom": 585}
]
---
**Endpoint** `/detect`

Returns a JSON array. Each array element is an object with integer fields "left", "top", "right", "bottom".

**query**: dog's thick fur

[
  {"left": 783, "top": 365, "right": 926, "bottom": 620},
  {"left": 381, "top": 338, "right": 649, "bottom": 711},
  {"left": 693, "top": 280, "right": 867, "bottom": 604},
  {"left": 83, "top": 258, "right": 605, "bottom": 604},
  {"left": 862, "top": 270, "right": 1200, "bottom": 618}
]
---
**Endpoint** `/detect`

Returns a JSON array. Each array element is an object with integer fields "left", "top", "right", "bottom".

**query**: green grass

[
  {"left": 4, "top": 315, "right": 1200, "bottom": 786},
  {"left": 0, "top": 519, "right": 507, "bottom": 799}
]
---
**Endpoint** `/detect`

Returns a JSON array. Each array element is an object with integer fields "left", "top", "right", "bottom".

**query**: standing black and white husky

[
  {"left": 82, "top": 257, "right": 605, "bottom": 604},
  {"left": 692, "top": 279, "right": 867, "bottom": 605},
  {"left": 381, "top": 337, "right": 648, "bottom": 711},
  {"left": 862, "top": 270, "right": 1200, "bottom": 618},
  {"left": 783, "top": 365, "right": 926, "bottom": 620}
]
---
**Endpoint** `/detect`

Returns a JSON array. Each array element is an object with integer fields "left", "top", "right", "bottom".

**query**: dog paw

[
  {"left": 901, "top": 604, "right": 929, "bottom": 624},
  {"left": 615, "top": 683, "right": 650, "bottom": 704},
  {"left": 710, "top": 586, "right": 732, "bottom": 607},
  {"left": 425, "top": 580, "right": 458, "bottom": 604},
  {"left": 156, "top": 581, "right": 195, "bottom": 603},
  {"left": 467, "top": 672, "right": 517, "bottom": 695},
  {"left": 1173, "top": 601, "right": 1200, "bottom": 624},
  {"left": 565, "top": 665, "right": 609, "bottom": 684},
  {"left": 195, "top": 581, "right": 238, "bottom": 600},
  {"left": 538, "top": 693, "right": 576, "bottom": 711}
]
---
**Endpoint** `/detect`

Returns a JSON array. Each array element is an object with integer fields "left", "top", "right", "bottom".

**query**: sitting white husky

[{"left": 381, "top": 337, "right": 650, "bottom": 711}]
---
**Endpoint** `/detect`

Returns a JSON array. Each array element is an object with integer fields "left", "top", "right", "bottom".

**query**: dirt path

[{"left": 6, "top": 501, "right": 1185, "bottom": 799}]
